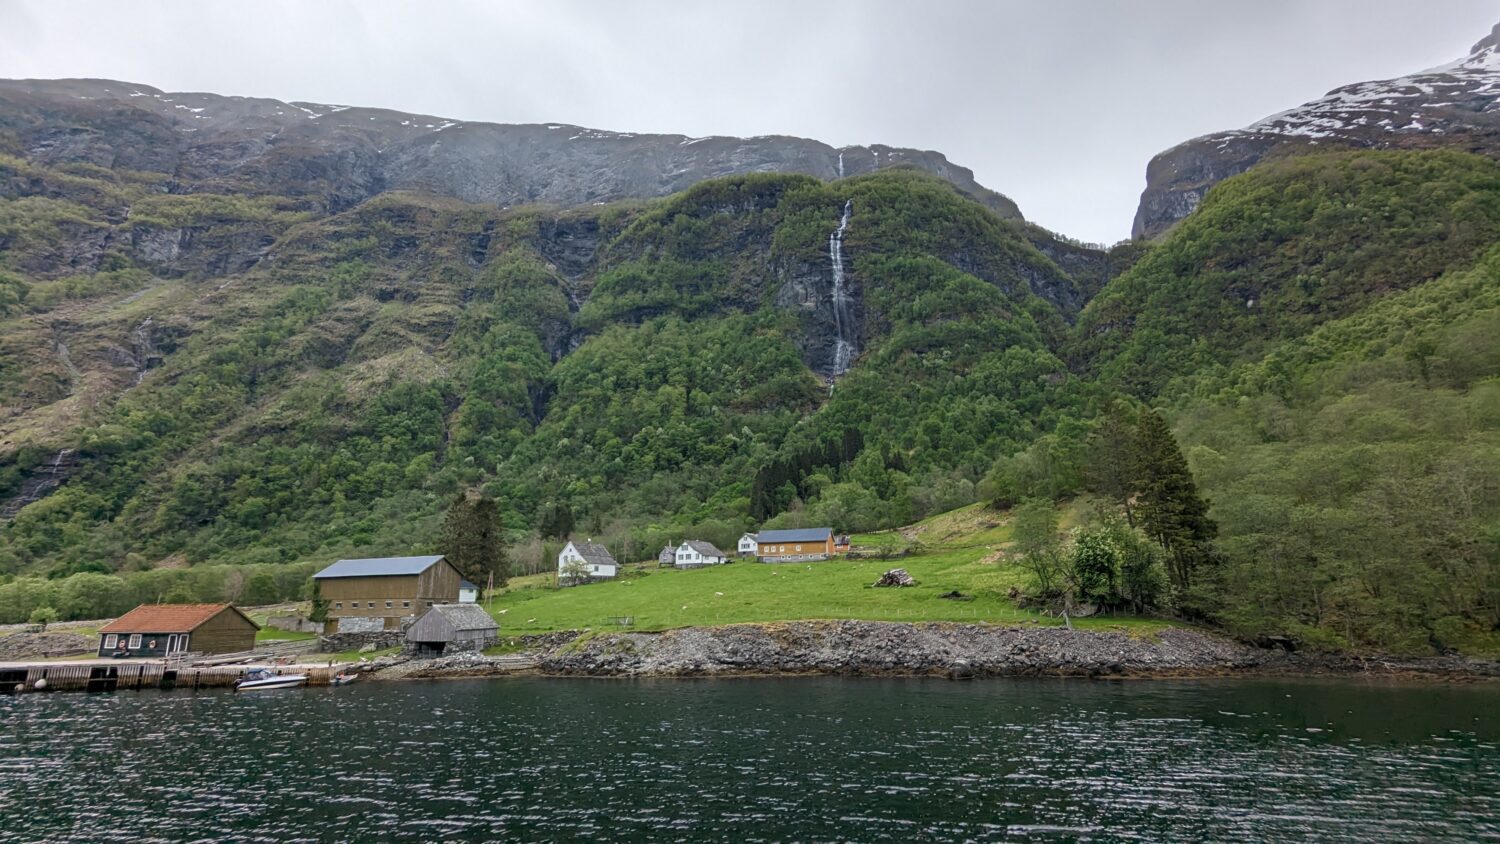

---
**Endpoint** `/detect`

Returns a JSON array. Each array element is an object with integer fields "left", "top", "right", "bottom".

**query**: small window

[
  {"left": 403, "top": 601, "right": 411, "bottom": 609},
  {"left": 334, "top": 602, "right": 342, "bottom": 609},
  {"left": 795, "top": 545, "right": 803, "bottom": 552},
  {"left": 103, "top": 634, "right": 118, "bottom": 649},
  {"left": 128, "top": 634, "right": 142, "bottom": 649},
  {"left": 427, "top": 601, "right": 434, "bottom": 607},
  {"left": 385, "top": 601, "right": 393, "bottom": 609}
]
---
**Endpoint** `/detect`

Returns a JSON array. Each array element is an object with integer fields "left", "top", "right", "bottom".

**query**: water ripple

[{"left": 1, "top": 676, "right": 1496, "bottom": 842}]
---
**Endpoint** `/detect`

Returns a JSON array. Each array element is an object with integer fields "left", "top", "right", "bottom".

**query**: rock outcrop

[
  {"left": 1133, "top": 21, "right": 1500, "bottom": 238},
  {"left": 0, "top": 78, "right": 1022, "bottom": 220},
  {"left": 537, "top": 620, "right": 1265, "bottom": 678}
]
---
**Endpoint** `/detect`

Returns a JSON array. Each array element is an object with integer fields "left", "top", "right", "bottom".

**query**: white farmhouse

[
  {"left": 737, "top": 533, "right": 759, "bottom": 557},
  {"left": 458, "top": 579, "right": 480, "bottom": 603},
  {"left": 675, "top": 540, "right": 728, "bottom": 568},
  {"left": 557, "top": 540, "right": 619, "bottom": 583}
]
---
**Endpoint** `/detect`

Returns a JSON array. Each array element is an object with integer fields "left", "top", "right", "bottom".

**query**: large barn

[
  {"left": 98, "top": 604, "right": 259, "bottom": 658},
  {"left": 313, "top": 555, "right": 463, "bottom": 633}
]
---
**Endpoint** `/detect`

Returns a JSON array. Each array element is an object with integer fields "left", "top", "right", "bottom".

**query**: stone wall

[
  {"left": 318, "top": 631, "right": 405, "bottom": 653},
  {"left": 264, "top": 614, "right": 321, "bottom": 634}
]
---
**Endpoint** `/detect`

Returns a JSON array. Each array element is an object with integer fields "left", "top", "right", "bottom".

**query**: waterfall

[
  {"left": 828, "top": 199, "right": 855, "bottom": 377},
  {"left": 1, "top": 448, "right": 77, "bottom": 520},
  {"left": 837, "top": 151, "right": 845, "bottom": 179}
]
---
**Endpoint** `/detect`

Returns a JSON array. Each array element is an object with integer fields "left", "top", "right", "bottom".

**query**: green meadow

[{"left": 485, "top": 504, "right": 1173, "bottom": 635}]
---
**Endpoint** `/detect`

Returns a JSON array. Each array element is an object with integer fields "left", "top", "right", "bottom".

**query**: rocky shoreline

[{"left": 357, "top": 621, "right": 1500, "bottom": 682}]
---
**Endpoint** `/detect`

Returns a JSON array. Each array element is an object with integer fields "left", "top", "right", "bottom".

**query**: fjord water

[{"left": 2, "top": 678, "right": 1496, "bottom": 842}]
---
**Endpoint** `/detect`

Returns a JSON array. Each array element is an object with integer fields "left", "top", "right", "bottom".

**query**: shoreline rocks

[{"left": 364, "top": 621, "right": 1500, "bottom": 682}]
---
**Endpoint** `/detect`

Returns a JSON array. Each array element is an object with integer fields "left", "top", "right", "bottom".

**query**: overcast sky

[{"left": 2, "top": 1, "right": 1495, "bottom": 243}]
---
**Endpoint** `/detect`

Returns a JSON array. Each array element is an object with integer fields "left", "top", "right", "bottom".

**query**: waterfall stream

[{"left": 829, "top": 199, "right": 855, "bottom": 377}]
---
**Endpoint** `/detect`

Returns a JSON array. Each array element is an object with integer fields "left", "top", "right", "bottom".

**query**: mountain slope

[
  {"left": 0, "top": 78, "right": 1021, "bottom": 219},
  {"left": 1133, "top": 22, "right": 1500, "bottom": 238},
  {"left": 0, "top": 157, "right": 1094, "bottom": 578},
  {"left": 1080, "top": 149, "right": 1500, "bottom": 397}
]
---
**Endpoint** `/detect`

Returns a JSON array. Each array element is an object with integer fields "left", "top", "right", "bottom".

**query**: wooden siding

[
  {"left": 189, "top": 606, "right": 259, "bottom": 654},
  {"left": 319, "top": 560, "right": 463, "bottom": 625},
  {"left": 322, "top": 575, "right": 423, "bottom": 619},
  {"left": 757, "top": 536, "right": 835, "bottom": 557},
  {"left": 417, "top": 560, "right": 463, "bottom": 606}
]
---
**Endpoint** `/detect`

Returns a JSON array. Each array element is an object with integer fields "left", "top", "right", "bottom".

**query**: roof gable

[
  {"left": 315, "top": 555, "right": 447, "bottom": 579},
  {"left": 100, "top": 603, "right": 258, "bottom": 634}
]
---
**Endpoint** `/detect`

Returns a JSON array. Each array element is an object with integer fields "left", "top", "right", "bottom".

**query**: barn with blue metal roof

[{"left": 313, "top": 555, "right": 462, "bottom": 633}]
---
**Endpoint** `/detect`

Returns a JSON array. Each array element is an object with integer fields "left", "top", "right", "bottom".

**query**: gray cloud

[{"left": 0, "top": 0, "right": 1493, "bottom": 242}]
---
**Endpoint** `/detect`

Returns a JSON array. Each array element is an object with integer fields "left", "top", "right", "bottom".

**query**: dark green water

[{"left": 1, "top": 676, "right": 1496, "bottom": 842}]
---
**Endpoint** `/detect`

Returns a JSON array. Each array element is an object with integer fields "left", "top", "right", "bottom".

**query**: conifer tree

[
  {"left": 1085, "top": 400, "right": 1139, "bottom": 526},
  {"left": 441, "top": 493, "right": 510, "bottom": 589},
  {"left": 1133, "top": 409, "right": 1216, "bottom": 597},
  {"left": 538, "top": 501, "right": 575, "bottom": 541}
]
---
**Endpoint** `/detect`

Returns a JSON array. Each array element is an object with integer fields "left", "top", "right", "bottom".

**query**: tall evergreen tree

[
  {"left": 538, "top": 501, "right": 575, "bottom": 541},
  {"left": 1133, "top": 409, "right": 1217, "bottom": 597},
  {"left": 441, "top": 493, "right": 510, "bottom": 589},
  {"left": 1085, "top": 400, "right": 1139, "bottom": 527}
]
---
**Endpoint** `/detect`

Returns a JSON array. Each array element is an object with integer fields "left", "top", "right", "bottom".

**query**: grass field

[
  {"left": 484, "top": 503, "right": 1173, "bottom": 635},
  {"left": 255, "top": 628, "right": 316, "bottom": 642}
]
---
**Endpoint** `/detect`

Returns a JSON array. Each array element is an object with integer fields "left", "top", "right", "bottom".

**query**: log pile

[{"left": 873, "top": 568, "right": 915, "bottom": 587}]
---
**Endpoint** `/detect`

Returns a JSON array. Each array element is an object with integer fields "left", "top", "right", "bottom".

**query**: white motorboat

[{"left": 234, "top": 668, "right": 307, "bottom": 691}]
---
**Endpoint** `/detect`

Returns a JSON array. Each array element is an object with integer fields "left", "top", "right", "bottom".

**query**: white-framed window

[
  {"left": 128, "top": 634, "right": 142, "bottom": 649},
  {"left": 795, "top": 545, "right": 803, "bottom": 552},
  {"left": 103, "top": 634, "right": 118, "bottom": 649},
  {"left": 403, "top": 601, "right": 411, "bottom": 609},
  {"left": 385, "top": 601, "right": 393, "bottom": 609},
  {"left": 334, "top": 602, "right": 342, "bottom": 609}
]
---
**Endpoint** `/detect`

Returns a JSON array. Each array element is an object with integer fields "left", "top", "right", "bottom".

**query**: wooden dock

[{"left": 0, "top": 660, "right": 344, "bottom": 693}]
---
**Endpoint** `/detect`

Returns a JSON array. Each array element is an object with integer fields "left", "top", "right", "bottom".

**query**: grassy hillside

[{"left": 485, "top": 503, "right": 1170, "bottom": 634}]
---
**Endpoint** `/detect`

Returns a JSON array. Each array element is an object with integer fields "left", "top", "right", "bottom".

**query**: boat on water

[
  {"left": 330, "top": 672, "right": 358, "bottom": 687},
  {"left": 234, "top": 668, "right": 307, "bottom": 692}
]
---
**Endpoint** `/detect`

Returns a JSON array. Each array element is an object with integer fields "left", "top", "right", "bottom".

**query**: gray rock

[{"left": 0, "top": 79, "right": 1023, "bottom": 221}]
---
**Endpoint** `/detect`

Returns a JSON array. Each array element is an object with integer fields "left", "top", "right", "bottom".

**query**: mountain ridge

[
  {"left": 1132, "top": 21, "right": 1500, "bottom": 238},
  {"left": 0, "top": 77, "right": 1023, "bottom": 220}
]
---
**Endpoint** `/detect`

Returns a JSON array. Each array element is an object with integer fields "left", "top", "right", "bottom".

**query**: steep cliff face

[
  {"left": 1133, "top": 21, "right": 1500, "bottom": 238},
  {"left": 0, "top": 78, "right": 1022, "bottom": 219}
]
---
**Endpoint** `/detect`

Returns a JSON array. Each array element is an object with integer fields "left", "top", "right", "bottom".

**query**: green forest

[{"left": 1, "top": 147, "right": 1497, "bottom": 655}]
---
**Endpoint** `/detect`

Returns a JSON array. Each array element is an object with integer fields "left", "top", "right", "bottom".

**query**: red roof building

[{"left": 99, "top": 603, "right": 259, "bottom": 658}]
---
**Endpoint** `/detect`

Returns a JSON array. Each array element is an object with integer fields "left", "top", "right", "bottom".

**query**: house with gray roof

[
  {"left": 312, "top": 554, "right": 463, "bottom": 633},
  {"left": 658, "top": 545, "right": 678, "bottom": 567},
  {"left": 558, "top": 540, "right": 618, "bottom": 584},
  {"left": 755, "top": 527, "right": 836, "bottom": 562},
  {"left": 675, "top": 539, "right": 728, "bottom": 568}
]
